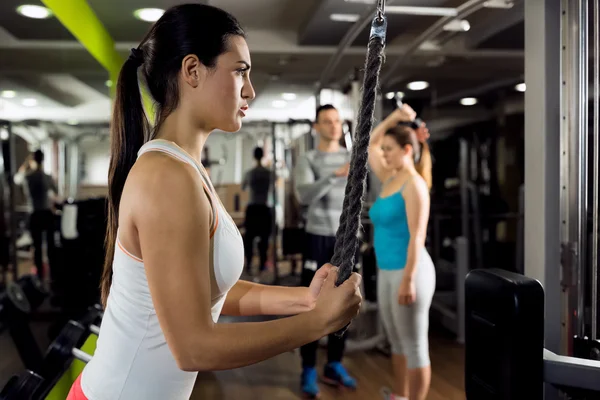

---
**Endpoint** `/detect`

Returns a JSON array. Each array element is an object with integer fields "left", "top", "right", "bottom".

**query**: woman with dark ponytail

[
  {"left": 67, "top": 4, "right": 361, "bottom": 400},
  {"left": 367, "top": 104, "right": 435, "bottom": 400}
]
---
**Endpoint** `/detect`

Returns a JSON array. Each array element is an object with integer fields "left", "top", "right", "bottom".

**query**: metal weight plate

[{"left": 6, "top": 283, "right": 31, "bottom": 314}]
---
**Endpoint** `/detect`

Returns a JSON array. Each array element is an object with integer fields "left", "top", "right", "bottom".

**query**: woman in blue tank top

[{"left": 368, "top": 104, "right": 436, "bottom": 400}]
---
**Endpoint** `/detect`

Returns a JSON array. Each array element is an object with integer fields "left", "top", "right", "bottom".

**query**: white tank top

[{"left": 80, "top": 139, "right": 244, "bottom": 400}]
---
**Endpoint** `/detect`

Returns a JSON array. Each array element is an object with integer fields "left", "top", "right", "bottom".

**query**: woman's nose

[{"left": 243, "top": 80, "right": 256, "bottom": 101}]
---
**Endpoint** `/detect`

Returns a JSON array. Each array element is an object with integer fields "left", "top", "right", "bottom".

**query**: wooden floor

[
  {"left": 0, "top": 315, "right": 465, "bottom": 400},
  {"left": 1, "top": 260, "right": 465, "bottom": 399},
  {"left": 191, "top": 331, "right": 465, "bottom": 400}
]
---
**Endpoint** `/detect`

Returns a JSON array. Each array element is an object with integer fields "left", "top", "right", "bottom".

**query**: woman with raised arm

[
  {"left": 66, "top": 4, "right": 361, "bottom": 400},
  {"left": 368, "top": 104, "right": 435, "bottom": 400}
]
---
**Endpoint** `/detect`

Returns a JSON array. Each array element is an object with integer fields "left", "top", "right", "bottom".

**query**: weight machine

[
  {"left": 430, "top": 131, "right": 523, "bottom": 342},
  {"left": 466, "top": 1, "right": 600, "bottom": 399},
  {"left": 429, "top": 138, "right": 482, "bottom": 344},
  {"left": 0, "top": 120, "right": 21, "bottom": 289},
  {"left": 265, "top": 119, "right": 314, "bottom": 286}
]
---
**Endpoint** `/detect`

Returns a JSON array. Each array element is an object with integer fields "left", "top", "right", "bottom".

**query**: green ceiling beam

[
  {"left": 40, "top": 0, "right": 155, "bottom": 121},
  {"left": 40, "top": 0, "right": 122, "bottom": 90}
]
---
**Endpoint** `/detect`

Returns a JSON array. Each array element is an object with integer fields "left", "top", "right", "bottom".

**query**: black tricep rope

[{"left": 331, "top": 11, "right": 387, "bottom": 337}]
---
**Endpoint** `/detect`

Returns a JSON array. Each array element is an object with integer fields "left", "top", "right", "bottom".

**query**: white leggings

[{"left": 377, "top": 249, "right": 436, "bottom": 369}]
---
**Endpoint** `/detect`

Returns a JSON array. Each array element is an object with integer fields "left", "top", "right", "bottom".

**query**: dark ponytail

[
  {"left": 101, "top": 4, "right": 245, "bottom": 307},
  {"left": 102, "top": 53, "right": 149, "bottom": 307}
]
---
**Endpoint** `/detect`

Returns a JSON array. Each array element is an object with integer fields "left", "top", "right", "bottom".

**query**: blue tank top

[{"left": 368, "top": 183, "right": 410, "bottom": 270}]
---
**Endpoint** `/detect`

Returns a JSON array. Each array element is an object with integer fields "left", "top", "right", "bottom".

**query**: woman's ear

[{"left": 181, "top": 55, "right": 204, "bottom": 88}]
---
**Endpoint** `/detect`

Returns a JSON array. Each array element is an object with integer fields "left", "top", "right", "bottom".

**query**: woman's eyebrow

[{"left": 237, "top": 61, "right": 251, "bottom": 69}]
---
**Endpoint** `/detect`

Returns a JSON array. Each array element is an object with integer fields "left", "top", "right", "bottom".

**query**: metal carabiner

[
  {"left": 370, "top": 0, "right": 387, "bottom": 42},
  {"left": 376, "top": 0, "right": 385, "bottom": 22}
]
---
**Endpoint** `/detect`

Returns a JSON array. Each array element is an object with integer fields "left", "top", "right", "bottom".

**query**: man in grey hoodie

[{"left": 294, "top": 104, "right": 357, "bottom": 398}]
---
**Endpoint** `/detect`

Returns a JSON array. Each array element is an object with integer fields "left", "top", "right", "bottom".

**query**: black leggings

[
  {"left": 243, "top": 204, "right": 272, "bottom": 272},
  {"left": 300, "top": 233, "right": 347, "bottom": 368},
  {"left": 29, "top": 209, "right": 56, "bottom": 280}
]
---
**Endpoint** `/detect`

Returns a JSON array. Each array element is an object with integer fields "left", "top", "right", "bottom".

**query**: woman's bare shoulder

[
  {"left": 405, "top": 172, "right": 429, "bottom": 199},
  {"left": 121, "top": 152, "right": 209, "bottom": 223},
  {"left": 129, "top": 152, "right": 202, "bottom": 190}
]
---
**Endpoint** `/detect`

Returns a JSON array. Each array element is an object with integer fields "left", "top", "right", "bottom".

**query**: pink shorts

[{"left": 66, "top": 374, "right": 88, "bottom": 400}]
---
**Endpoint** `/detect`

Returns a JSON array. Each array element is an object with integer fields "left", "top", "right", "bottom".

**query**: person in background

[
  {"left": 294, "top": 104, "right": 357, "bottom": 399},
  {"left": 368, "top": 104, "right": 435, "bottom": 400},
  {"left": 241, "top": 146, "right": 273, "bottom": 276},
  {"left": 14, "top": 150, "right": 59, "bottom": 282}
]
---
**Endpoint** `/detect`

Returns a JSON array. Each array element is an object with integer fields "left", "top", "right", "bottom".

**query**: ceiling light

[
  {"left": 22, "top": 98, "right": 37, "bottom": 107},
  {"left": 272, "top": 100, "right": 287, "bottom": 108},
  {"left": 16, "top": 5, "right": 52, "bottom": 19},
  {"left": 483, "top": 0, "right": 514, "bottom": 9},
  {"left": 515, "top": 83, "right": 526, "bottom": 92},
  {"left": 386, "top": 6, "right": 458, "bottom": 17},
  {"left": 105, "top": 80, "right": 113, "bottom": 88},
  {"left": 407, "top": 81, "right": 429, "bottom": 91},
  {"left": 133, "top": 8, "right": 164, "bottom": 22},
  {"left": 1, "top": 90, "right": 16, "bottom": 99},
  {"left": 443, "top": 19, "right": 471, "bottom": 32},
  {"left": 330, "top": 14, "right": 361, "bottom": 22},
  {"left": 282, "top": 93, "right": 297, "bottom": 101},
  {"left": 67, "top": 119, "right": 79, "bottom": 126},
  {"left": 460, "top": 97, "right": 478, "bottom": 106}
]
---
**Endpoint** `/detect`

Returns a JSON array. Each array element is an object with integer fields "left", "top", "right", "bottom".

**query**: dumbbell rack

[{"left": 0, "top": 304, "right": 103, "bottom": 400}]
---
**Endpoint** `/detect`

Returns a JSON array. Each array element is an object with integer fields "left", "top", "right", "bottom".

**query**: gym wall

[
  {"left": 79, "top": 138, "right": 109, "bottom": 187},
  {"left": 75, "top": 137, "right": 108, "bottom": 199}
]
